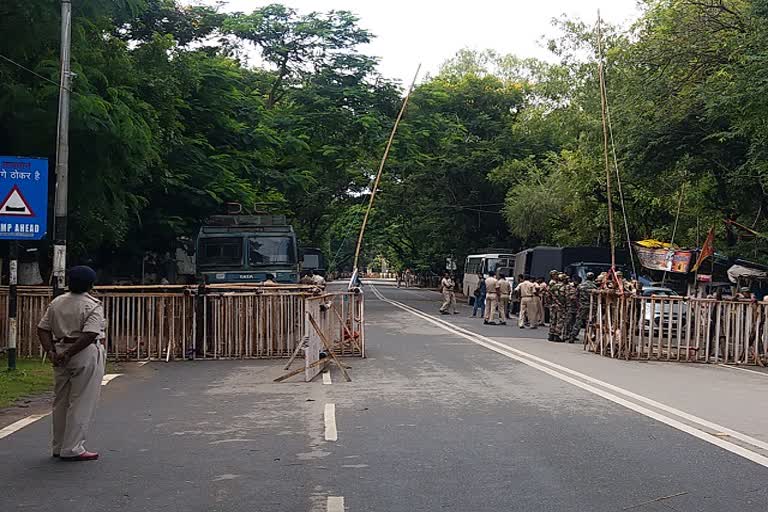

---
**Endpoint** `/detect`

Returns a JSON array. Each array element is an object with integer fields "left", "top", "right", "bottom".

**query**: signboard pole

[
  {"left": 52, "top": 0, "right": 73, "bottom": 295},
  {"left": 7, "top": 242, "right": 18, "bottom": 370}
]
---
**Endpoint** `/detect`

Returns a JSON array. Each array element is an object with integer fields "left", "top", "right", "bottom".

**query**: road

[{"left": 2, "top": 280, "right": 768, "bottom": 511}]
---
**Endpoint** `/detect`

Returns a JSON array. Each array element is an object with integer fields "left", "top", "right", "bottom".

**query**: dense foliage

[{"left": 2, "top": 0, "right": 768, "bottom": 278}]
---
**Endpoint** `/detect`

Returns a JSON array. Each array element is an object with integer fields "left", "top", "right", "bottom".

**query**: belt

[{"left": 56, "top": 337, "right": 97, "bottom": 344}]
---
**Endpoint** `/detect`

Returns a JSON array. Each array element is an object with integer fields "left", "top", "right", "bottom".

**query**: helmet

[
  {"left": 586, "top": 272, "right": 595, "bottom": 279},
  {"left": 550, "top": 270, "right": 558, "bottom": 276},
  {"left": 558, "top": 273, "right": 568, "bottom": 280},
  {"left": 741, "top": 287, "right": 751, "bottom": 292}
]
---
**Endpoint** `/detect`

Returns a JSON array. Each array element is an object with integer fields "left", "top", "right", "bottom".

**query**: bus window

[{"left": 198, "top": 237, "right": 243, "bottom": 267}]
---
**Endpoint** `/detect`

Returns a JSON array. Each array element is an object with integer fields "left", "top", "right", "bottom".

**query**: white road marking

[
  {"left": 101, "top": 373, "right": 122, "bottom": 386},
  {"left": 370, "top": 284, "right": 768, "bottom": 468},
  {"left": 137, "top": 361, "right": 150, "bottom": 367},
  {"left": 324, "top": 403, "right": 338, "bottom": 441},
  {"left": 0, "top": 414, "right": 49, "bottom": 440},
  {"left": 322, "top": 371, "right": 332, "bottom": 385},
  {"left": 717, "top": 363, "right": 768, "bottom": 378},
  {"left": 327, "top": 496, "right": 345, "bottom": 512}
]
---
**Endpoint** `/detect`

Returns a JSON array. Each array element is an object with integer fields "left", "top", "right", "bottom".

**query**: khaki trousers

[
  {"left": 52, "top": 342, "right": 106, "bottom": 457},
  {"left": 440, "top": 290, "right": 456, "bottom": 313},
  {"left": 520, "top": 297, "right": 534, "bottom": 327},
  {"left": 485, "top": 293, "right": 499, "bottom": 322},
  {"left": 499, "top": 297, "right": 510, "bottom": 321}
]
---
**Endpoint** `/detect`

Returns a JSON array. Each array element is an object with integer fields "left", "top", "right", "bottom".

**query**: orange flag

[{"left": 692, "top": 227, "right": 715, "bottom": 272}]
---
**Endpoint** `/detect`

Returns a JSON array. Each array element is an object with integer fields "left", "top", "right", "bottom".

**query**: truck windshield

[
  {"left": 198, "top": 237, "right": 243, "bottom": 267},
  {"left": 248, "top": 236, "right": 295, "bottom": 266}
]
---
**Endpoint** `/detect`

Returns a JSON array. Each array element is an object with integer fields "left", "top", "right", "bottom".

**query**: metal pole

[
  {"left": 7, "top": 242, "right": 18, "bottom": 370},
  {"left": 52, "top": 0, "right": 72, "bottom": 295}
]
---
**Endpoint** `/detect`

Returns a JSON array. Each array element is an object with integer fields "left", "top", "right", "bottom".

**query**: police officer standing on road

[
  {"left": 439, "top": 272, "right": 458, "bottom": 315},
  {"left": 571, "top": 272, "right": 598, "bottom": 342},
  {"left": 515, "top": 276, "right": 537, "bottom": 329},
  {"left": 563, "top": 276, "right": 581, "bottom": 343},
  {"left": 37, "top": 266, "right": 106, "bottom": 461},
  {"left": 497, "top": 273, "right": 511, "bottom": 325},
  {"left": 547, "top": 273, "right": 566, "bottom": 342},
  {"left": 484, "top": 272, "right": 500, "bottom": 325}
]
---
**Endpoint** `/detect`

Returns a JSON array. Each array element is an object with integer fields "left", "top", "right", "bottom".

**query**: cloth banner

[{"left": 635, "top": 245, "right": 694, "bottom": 273}]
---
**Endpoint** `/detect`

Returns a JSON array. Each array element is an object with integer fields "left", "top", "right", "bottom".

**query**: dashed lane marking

[
  {"left": 327, "top": 496, "right": 345, "bottom": 512},
  {"left": 324, "top": 403, "right": 338, "bottom": 441},
  {"left": 323, "top": 371, "right": 332, "bottom": 385},
  {"left": 101, "top": 373, "right": 122, "bottom": 386}
]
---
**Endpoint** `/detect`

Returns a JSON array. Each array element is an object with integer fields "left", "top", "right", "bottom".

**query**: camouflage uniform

[
  {"left": 572, "top": 278, "right": 598, "bottom": 341},
  {"left": 548, "top": 278, "right": 565, "bottom": 341},
  {"left": 563, "top": 280, "right": 580, "bottom": 342}
]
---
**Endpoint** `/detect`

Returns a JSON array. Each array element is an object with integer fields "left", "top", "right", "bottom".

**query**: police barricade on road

[
  {"left": 585, "top": 290, "right": 768, "bottom": 365},
  {"left": 0, "top": 285, "right": 365, "bottom": 364}
]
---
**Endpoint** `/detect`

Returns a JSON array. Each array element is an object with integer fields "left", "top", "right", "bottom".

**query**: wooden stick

[
  {"left": 284, "top": 335, "right": 308, "bottom": 370},
  {"left": 352, "top": 64, "right": 421, "bottom": 275},
  {"left": 308, "top": 313, "right": 352, "bottom": 382},
  {"left": 273, "top": 357, "right": 327, "bottom": 383},
  {"left": 331, "top": 304, "right": 362, "bottom": 353}
]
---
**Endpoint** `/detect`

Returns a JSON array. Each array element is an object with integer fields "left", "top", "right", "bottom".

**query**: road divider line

[
  {"left": 718, "top": 364, "right": 768, "bottom": 378},
  {"left": 327, "top": 496, "right": 344, "bottom": 512},
  {"left": 101, "top": 374, "right": 122, "bottom": 386},
  {"left": 0, "top": 414, "right": 49, "bottom": 440},
  {"left": 324, "top": 403, "right": 338, "bottom": 441},
  {"left": 137, "top": 361, "right": 150, "bottom": 367},
  {"left": 370, "top": 284, "right": 768, "bottom": 468},
  {"left": 323, "top": 371, "right": 332, "bottom": 385}
]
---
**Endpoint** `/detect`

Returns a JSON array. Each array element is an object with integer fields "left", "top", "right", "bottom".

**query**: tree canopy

[{"left": 2, "top": 0, "right": 768, "bottom": 278}]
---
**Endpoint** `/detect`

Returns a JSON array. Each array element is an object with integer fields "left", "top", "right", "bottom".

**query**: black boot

[{"left": 547, "top": 333, "right": 554, "bottom": 341}]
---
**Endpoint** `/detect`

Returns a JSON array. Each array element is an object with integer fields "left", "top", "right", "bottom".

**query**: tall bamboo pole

[
  {"left": 351, "top": 65, "right": 421, "bottom": 280},
  {"left": 597, "top": 12, "right": 617, "bottom": 270}
]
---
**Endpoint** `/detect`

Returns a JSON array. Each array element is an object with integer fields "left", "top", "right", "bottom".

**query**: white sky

[{"left": 196, "top": 1, "right": 643, "bottom": 85}]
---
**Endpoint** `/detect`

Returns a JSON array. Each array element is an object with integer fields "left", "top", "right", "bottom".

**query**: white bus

[{"left": 463, "top": 253, "right": 515, "bottom": 304}]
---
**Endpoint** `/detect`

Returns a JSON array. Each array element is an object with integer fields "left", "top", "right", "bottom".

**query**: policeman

[
  {"left": 547, "top": 273, "right": 564, "bottom": 341},
  {"left": 312, "top": 271, "right": 327, "bottom": 291},
  {"left": 572, "top": 272, "right": 598, "bottom": 342},
  {"left": 439, "top": 272, "right": 457, "bottom": 315},
  {"left": 515, "top": 276, "right": 536, "bottom": 329},
  {"left": 563, "top": 276, "right": 580, "bottom": 343},
  {"left": 497, "top": 273, "right": 512, "bottom": 325},
  {"left": 37, "top": 266, "right": 106, "bottom": 461},
  {"left": 484, "top": 272, "right": 500, "bottom": 325}
]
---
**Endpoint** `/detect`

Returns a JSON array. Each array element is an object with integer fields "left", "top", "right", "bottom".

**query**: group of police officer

[
  {"left": 541, "top": 270, "right": 598, "bottom": 343},
  {"left": 476, "top": 269, "right": 599, "bottom": 343}
]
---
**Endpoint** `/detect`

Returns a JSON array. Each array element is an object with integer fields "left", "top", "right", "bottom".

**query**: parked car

[{"left": 640, "top": 286, "right": 687, "bottom": 333}]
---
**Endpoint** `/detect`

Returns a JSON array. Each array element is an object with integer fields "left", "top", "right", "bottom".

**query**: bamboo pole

[
  {"left": 597, "top": 13, "right": 617, "bottom": 270},
  {"left": 351, "top": 64, "right": 421, "bottom": 278}
]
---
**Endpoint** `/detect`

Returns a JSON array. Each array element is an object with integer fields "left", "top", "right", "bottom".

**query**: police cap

[
  {"left": 586, "top": 272, "right": 595, "bottom": 279},
  {"left": 68, "top": 265, "right": 97, "bottom": 285}
]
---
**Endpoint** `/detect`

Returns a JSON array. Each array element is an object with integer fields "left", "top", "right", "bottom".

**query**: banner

[{"left": 635, "top": 246, "right": 694, "bottom": 274}]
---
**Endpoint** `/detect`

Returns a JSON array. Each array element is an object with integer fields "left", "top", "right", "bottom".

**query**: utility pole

[
  {"left": 52, "top": 0, "right": 72, "bottom": 295},
  {"left": 7, "top": 242, "right": 18, "bottom": 370}
]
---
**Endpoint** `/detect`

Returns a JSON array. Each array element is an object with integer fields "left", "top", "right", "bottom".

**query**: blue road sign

[{"left": 0, "top": 157, "right": 49, "bottom": 240}]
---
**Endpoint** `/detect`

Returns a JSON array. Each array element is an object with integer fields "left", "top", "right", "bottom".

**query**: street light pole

[{"left": 52, "top": 0, "right": 72, "bottom": 295}]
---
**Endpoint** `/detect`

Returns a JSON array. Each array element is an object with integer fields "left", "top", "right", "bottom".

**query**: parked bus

[
  {"left": 462, "top": 253, "right": 515, "bottom": 304},
  {"left": 195, "top": 214, "right": 300, "bottom": 284}
]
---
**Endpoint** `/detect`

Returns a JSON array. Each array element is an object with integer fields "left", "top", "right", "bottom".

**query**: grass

[{"left": 0, "top": 356, "right": 54, "bottom": 408}]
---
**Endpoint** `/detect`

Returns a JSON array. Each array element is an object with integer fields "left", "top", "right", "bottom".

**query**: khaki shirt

[
  {"left": 485, "top": 276, "right": 499, "bottom": 296},
  {"left": 515, "top": 280, "right": 537, "bottom": 298},
  {"left": 38, "top": 292, "right": 105, "bottom": 340},
  {"left": 498, "top": 279, "right": 511, "bottom": 296},
  {"left": 312, "top": 275, "right": 327, "bottom": 288},
  {"left": 441, "top": 278, "right": 454, "bottom": 293}
]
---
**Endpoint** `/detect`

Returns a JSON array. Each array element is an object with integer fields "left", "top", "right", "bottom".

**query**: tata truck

[{"left": 195, "top": 214, "right": 300, "bottom": 284}]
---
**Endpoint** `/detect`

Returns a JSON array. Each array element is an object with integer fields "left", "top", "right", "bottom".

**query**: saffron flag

[{"left": 692, "top": 227, "right": 715, "bottom": 272}]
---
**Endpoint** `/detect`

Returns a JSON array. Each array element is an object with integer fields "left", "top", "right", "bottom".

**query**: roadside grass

[{"left": 0, "top": 356, "right": 54, "bottom": 408}]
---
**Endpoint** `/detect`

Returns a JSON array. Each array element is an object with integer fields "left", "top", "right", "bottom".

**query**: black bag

[{"left": 473, "top": 285, "right": 482, "bottom": 298}]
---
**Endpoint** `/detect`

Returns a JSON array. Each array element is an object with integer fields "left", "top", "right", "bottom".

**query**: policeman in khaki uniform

[
  {"left": 484, "top": 273, "right": 500, "bottom": 325},
  {"left": 497, "top": 273, "right": 511, "bottom": 325},
  {"left": 439, "top": 272, "right": 457, "bottom": 315},
  {"left": 515, "top": 276, "right": 537, "bottom": 329},
  {"left": 37, "top": 266, "right": 106, "bottom": 461}
]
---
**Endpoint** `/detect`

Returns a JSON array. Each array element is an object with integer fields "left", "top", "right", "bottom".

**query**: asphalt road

[{"left": 2, "top": 281, "right": 768, "bottom": 511}]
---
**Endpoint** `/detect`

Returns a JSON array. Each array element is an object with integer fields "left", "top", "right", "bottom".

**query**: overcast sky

[{"left": 195, "top": 1, "right": 643, "bottom": 85}]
